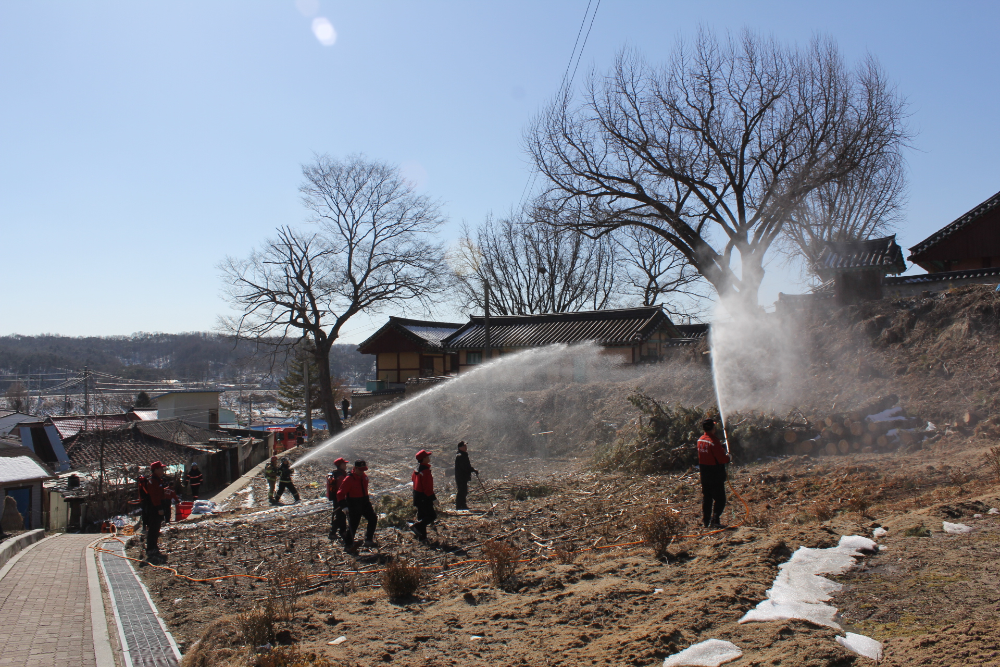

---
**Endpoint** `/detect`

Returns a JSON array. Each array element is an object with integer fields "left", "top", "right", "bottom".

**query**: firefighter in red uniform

[
  {"left": 411, "top": 449, "right": 437, "bottom": 541},
  {"left": 336, "top": 460, "right": 378, "bottom": 552},
  {"left": 138, "top": 461, "right": 170, "bottom": 560},
  {"left": 327, "top": 457, "right": 350, "bottom": 543},
  {"left": 697, "top": 419, "right": 730, "bottom": 528}
]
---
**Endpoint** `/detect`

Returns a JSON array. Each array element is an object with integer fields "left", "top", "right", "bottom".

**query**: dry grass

[
  {"left": 482, "top": 540, "right": 519, "bottom": 588},
  {"left": 381, "top": 556, "right": 422, "bottom": 599},
  {"left": 846, "top": 487, "right": 875, "bottom": 517},
  {"left": 636, "top": 509, "right": 684, "bottom": 560},
  {"left": 552, "top": 544, "right": 576, "bottom": 564},
  {"left": 256, "top": 647, "right": 338, "bottom": 667},
  {"left": 986, "top": 446, "right": 1000, "bottom": 483}
]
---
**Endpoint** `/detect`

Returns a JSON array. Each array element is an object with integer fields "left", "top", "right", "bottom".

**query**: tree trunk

[{"left": 314, "top": 343, "right": 343, "bottom": 434}]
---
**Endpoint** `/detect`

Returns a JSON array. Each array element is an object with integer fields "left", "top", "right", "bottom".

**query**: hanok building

[
  {"left": 815, "top": 235, "right": 907, "bottom": 304},
  {"left": 884, "top": 188, "right": 1000, "bottom": 296},
  {"left": 441, "top": 306, "right": 682, "bottom": 372},
  {"left": 357, "top": 317, "right": 464, "bottom": 385}
]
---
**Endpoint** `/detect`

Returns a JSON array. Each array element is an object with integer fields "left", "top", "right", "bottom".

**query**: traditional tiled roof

[
  {"left": 46, "top": 414, "right": 131, "bottom": 440},
  {"left": 673, "top": 323, "right": 709, "bottom": 340},
  {"left": 442, "top": 307, "right": 679, "bottom": 349},
  {"left": 816, "top": 236, "right": 906, "bottom": 276},
  {"left": 62, "top": 420, "right": 242, "bottom": 470},
  {"left": 884, "top": 266, "right": 1000, "bottom": 286},
  {"left": 909, "top": 189, "right": 1000, "bottom": 259},
  {"left": 357, "top": 317, "right": 465, "bottom": 353}
]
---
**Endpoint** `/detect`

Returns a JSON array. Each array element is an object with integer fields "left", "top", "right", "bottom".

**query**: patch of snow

[
  {"left": 327, "top": 636, "right": 346, "bottom": 645},
  {"left": 872, "top": 527, "right": 887, "bottom": 538},
  {"left": 973, "top": 514, "right": 983, "bottom": 519},
  {"left": 470, "top": 635, "right": 483, "bottom": 641},
  {"left": 740, "top": 536, "right": 877, "bottom": 630},
  {"left": 190, "top": 500, "right": 218, "bottom": 515},
  {"left": 836, "top": 633, "right": 883, "bottom": 661},
  {"left": 925, "top": 421, "right": 937, "bottom": 431},
  {"left": 241, "top": 486, "right": 255, "bottom": 509},
  {"left": 654, "top": 588, "right": 664, "bottom": 594},
  {"left": 988, "top": 508, "right": 999, "bottom": 515},
  {"left": 942, "top": 521, "right": 972, "bottom": 534},
  {"left": 662, "top": 639, "right": 742, "bottom": 667},
  {"left": 866, "top": 406, "right": 904, "bottom": 423}
]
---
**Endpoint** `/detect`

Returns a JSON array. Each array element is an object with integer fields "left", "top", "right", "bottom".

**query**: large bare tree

[
  {"left": 782, "top": 150, "right": 906, "bottom": 279},
  {"left": 613, "top": 225, "right": 707, "bottom": 318},
  {"left": 220, "top": 155, "right": 447, "bottom": 432},
  {"left": 527, "top": 29, "right": 910, "bottom": 308},
  {"left": 450, "top": 204, "right": 618, "bottom": 315}
]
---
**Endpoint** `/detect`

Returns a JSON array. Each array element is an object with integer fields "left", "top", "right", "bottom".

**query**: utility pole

[
  {"left": 83, "top": 366, "right": 89, "bottom": 430},
  {"left": 483, "top": 281, "right": 492, "bottom": 363},
  {"left": 303, "top": 345, "right": 313, "bottom": 440}
]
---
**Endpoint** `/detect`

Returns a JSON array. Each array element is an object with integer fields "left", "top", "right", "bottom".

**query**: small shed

[
  {"left": 0, "top": 440, "right": 53, "bottom": 530},
  {"left": 155, "top": 390, "right": 222, "bottom": 429},
  {"left": 815, "top": 236, "right": 907, "bottom": 304}
]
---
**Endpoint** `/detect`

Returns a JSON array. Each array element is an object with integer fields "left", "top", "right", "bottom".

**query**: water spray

[{"left": 709, "top": 325, "right": 733, "bottom": 457}]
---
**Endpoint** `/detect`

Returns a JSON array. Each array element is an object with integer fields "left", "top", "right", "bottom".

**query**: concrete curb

[
  {"left": 210, "top": 458, "right": 270, "bottom": 504},
  {"left": 0, "top": 528, "right": 46, "bottom": 570}
]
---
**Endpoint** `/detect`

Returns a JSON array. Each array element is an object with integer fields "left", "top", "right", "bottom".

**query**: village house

[
  {"left": 357, "top": 317, "right": 464, "bottom": 384},
  {"left": 441, "top": 306, "right": 683, "bottom": 372},
  {"left": 154, "top": 389, "right": 222, "bottom": 429},
  {"left": 0, "top": 438, "right": 53, "bottom": 531},
  {"left": 814, "top": 235, "right": 908, "bottom": 304}
]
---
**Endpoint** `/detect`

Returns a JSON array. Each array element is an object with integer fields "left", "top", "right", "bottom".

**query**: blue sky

[{"left": 2, "top": 1, "right": 998, "bottom": 343}]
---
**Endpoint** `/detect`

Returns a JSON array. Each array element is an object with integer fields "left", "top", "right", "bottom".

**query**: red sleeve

[
  {"left": 711, "top": 438, "right": 730, "bottom": 464},
  {"left": 424, "top": 470, "right": 434, "bottom": 495},
  {"left": 337, "top": 476, "right": 354, "bottom": 501}
]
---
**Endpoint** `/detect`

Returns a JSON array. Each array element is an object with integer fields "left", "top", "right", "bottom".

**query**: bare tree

[
  {"left": 220, "top": 155, "right": 447, "bottom": 432},
  {"left": 3, "top": 381, "right": 28, "bottom": 412},
  {"left": 450, "top": 204, "right": 618, "bottom": 315},
  {"left": 613, "top": 226, "right": 708, "bottom": 318},
  {"left": 782, "top": 150, "right": 906, "bottom": 279},
  {"left": 527, "top": 29, "right": 910, "bottom": 308}
]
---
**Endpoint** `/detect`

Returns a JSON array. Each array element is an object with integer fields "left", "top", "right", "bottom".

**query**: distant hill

[{"left": 0, "top": 333, "right": 374, "bottom": 389}]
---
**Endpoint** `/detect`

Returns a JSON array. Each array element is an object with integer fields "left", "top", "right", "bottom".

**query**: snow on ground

[{"left": 662, "top": 639, "right": 742, "bottom": 667}]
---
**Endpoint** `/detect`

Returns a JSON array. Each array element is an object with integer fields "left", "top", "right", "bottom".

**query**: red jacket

[
  {"left": 412, "top": 464, "right": 434, "bottom": 496},
  {"left": 138, "top": 475, "right": 168, "bottom": 506},
  {"left": 697, "top": 433, "right": 730, "bottom": 465},
  {"left": 337, "top": 470, "right": 369, "bottom": 501}
]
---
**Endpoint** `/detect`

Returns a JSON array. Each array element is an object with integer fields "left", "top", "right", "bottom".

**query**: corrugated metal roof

[
  {"left": 443, "top": 307, "right": 679, "bottom": 349},
  {"left": 816, "top": 236, "right": 906, "bottom": 275},
  {"left": 129, "top": 409, "right": 158, "bottom": 421},
  {"left": 0, "top": 456, "right": 52, "bottom": 483},
  {"left": 48, "top": 414, "right": 131, "bottom": 440},
  {"left": 909, "top": 189, "right": 1000, "bottom": 259}
]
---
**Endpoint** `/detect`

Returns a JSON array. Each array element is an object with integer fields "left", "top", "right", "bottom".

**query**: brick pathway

[{"left": 0, "top": 534, "right": 97, "bottom": 667}]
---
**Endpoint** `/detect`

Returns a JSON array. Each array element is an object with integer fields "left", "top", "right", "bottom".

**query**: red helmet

[
  {"left": 415, "top": 449, "right": 432, "bottom": 460},
  {"left": 150, "top": 461, "right": 165, "bottom": 470},
  {"left": 333, "top": 457, "right": 349, "bottom": 466}
]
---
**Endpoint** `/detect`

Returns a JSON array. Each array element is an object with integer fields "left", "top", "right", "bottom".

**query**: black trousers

[
  {"left": 346, "top": 498, "right": 377, "bottom": 544},
  {"left": 190, "top": 484, "right": 201, "bottom": 499},
  {"left": 455, "top": 479, "right": 469, "bottom": 509},
  {"left": 146, "top": 513, "right": 163, "bottom": 552},
  {"left": 275, "top": 481, "right": 299, "bottom": 502},
  {"left": 699, "top": 464, "right": 727, "bottom": 525},
  {"left": 330, "top": 504, "right": 347, "bottom": 537},
  {"left": 413, "top": 495, "right": 437, "bottom": 534}
]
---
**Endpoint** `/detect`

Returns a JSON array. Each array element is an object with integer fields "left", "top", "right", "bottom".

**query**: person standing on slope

[
  {"left": 263, "top": 456, "right": 279, "bottom": 504},
  {"left": 138, "top": 461, "right": 170, "bottom": 560},
  {"left": 327, "top": 457, "right": 350, "bottom": 542},
  {"left": 337, "top": 460, "right": 378, "bottom": 552},
  {"left": 453, "top": 441, "right": 478, "bottom": 510},
  {"left": 273, "top": 458, "right": 300, "bottom": 504},
  {"left": 411, "top": 449, "right": 437, "bottom": 540},
  {"left": 697, "top": 419, "right": 730, "bottom": 528}
]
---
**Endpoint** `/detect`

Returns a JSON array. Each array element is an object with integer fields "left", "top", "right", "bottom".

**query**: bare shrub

[
  {"left": 482, "top": 540, "right": 519, "bottom": 588},
  {"left": 846, "top": 488, "right": 874, "bottom": 517},
  {"left": 809, "top": 502, "right": 838, "bottom": 522},
  {"left": 235, "top": 605, "right": 276, "bottom": 647},
  {"left": 636, "top": 510, "right": 684, "bottom": 559},
  {"left": 381, "top": 556, "right": 422, "bottom": 599},
  {"left": 985, "top": 446, "right": 1000, "bottom": 483}
]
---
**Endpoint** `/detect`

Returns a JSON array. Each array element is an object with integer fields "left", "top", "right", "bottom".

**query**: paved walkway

[{"left": 0, "top": 534, "right": 98, "bottom": 667}]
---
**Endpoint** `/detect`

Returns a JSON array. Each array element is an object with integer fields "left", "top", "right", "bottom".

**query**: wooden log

[
  {"left": 851, "top": 441, "right": 861, "bottom": 451},
  {"left": 861, "top": 446, "right": 873, "bottom": 454},
  {"left": 800, "top": 440, "right": 814, "bottom": 454},
  {"left": 784, "top": 429, "right": 798, "bottom": 443},
  {"left": 850, "top": 411, "right": 863, "bottom": 422},
  {"left": 962, "top": 410, "right": 980, "bottom": 426},
  {"left": 825, "top": 442, "right": 838, "bottom": 456},
  {"left": 863, "top": 433, "right": 874, "bottom": 446},
  {"left": 838, "top": 440, "right": 850, "bottom": 455},
  {"left": 850, "top": 423, "right": 864, "bottom": 437},
  {"left": 876, "top": 435, "right": 888, "bottom": 448},
  {"left": 867, "top": 422, "right": 880, "bottom": 433}
]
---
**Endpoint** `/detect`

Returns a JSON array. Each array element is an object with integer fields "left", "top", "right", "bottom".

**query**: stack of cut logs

[{"left": 782, "top": 395, "right": 930, "bottom": 456}]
